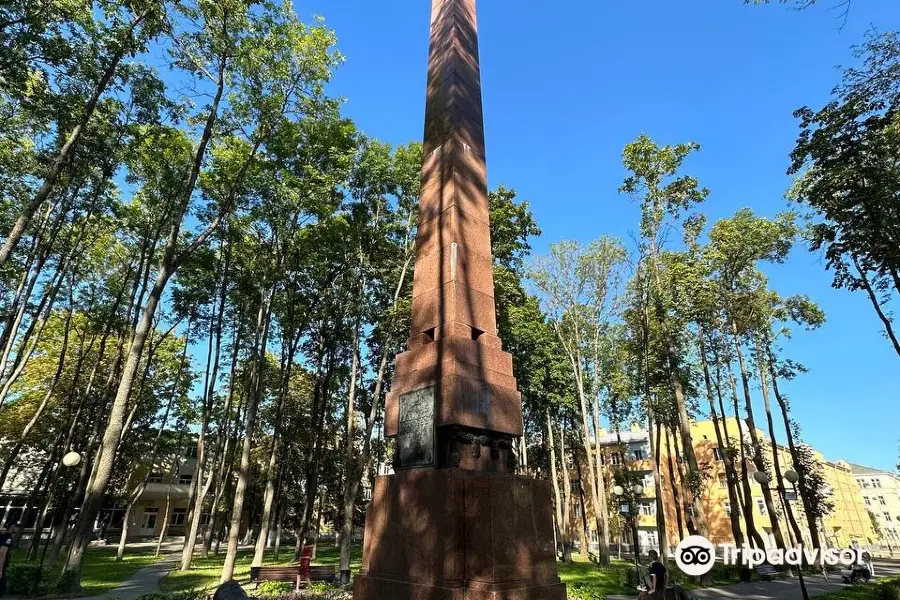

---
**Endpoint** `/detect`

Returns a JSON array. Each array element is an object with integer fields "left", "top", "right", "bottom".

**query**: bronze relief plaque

[{"left": 398, "top": 386, "right": 435, "bottom": 468}]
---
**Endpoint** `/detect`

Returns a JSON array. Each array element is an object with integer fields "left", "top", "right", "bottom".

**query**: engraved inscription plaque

[{"left": 398, "top": 386, "right": 435, "bottom": 468}]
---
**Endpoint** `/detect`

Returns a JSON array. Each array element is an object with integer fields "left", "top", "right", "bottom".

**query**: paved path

[
  {"left": 608, "top": 560, "right": 900, "bottom": 600},
  {"left": 81, "top": 552, "right": 180, "bottom": 600}
]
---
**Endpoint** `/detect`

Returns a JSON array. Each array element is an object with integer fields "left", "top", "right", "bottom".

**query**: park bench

[
  {"left": 249, "top": 566, "right": 303, "bottom": 590},
  {"left": 754, "top": 564, "right": 785, "bottom": 581},
  {"left": 249, "top": 565, "right": 338, "bottom": 590}
]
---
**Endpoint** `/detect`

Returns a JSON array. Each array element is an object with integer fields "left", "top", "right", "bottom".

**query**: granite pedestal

[{"left": 355, "top": 469, "right": 566, "bottom": 600}]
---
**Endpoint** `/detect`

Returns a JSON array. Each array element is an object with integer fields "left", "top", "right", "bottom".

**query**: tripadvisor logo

[{"left": 674, "top": 535, "right": 865, "bottom": 576}]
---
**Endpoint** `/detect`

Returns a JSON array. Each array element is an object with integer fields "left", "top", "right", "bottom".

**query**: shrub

[
  {"left": 5, "top": 562, "right": 42, "bottom": 596},
  {"left": 879, "top": 580, "right": 900, "bottom": 600},
  {"left": 263, "top": 591, "right": 351, "bottom": 600},
  {"left": 134, "top": 591, "right": 208, "bottom": 600},
  {"left": 255, "top": 581, "right": 295, "bottom": 596}
]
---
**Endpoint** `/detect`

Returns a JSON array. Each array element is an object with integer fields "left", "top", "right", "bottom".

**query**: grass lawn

[
  {"left": 79, "top": 546, "right": 165, "bottom": 596},
  {"left": 817, "top": 576, "right": 900, "bottom": 600},
  {"left": 557, "top": 556, "right": 633, "bottom": 598},
  {"left": 160, "top": 543, "right": 363, "bottom": 594},
  {"left": 9, "top": 545, "right": 163, "bottom": 597}
]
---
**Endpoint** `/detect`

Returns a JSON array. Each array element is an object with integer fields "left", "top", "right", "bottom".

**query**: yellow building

[
  {"left": 570, "top": 418, "right": 875, "bottom": 556},
  {"left": 850, "top": 463, "right": 900, "bottom": 556}
]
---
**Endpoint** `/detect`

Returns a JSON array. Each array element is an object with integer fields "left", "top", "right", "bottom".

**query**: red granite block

[
  {"left": 355, "top": 470, "right": 566, "bottom": 600},
  {"left": 423, "top": 105, "right": 487, "bottom": 157},
  {"left": 384, "top": 372, "right": 522, "bottom": 438},
  {"left": 360, "top": 470, "right": 465, "bottom": 583},
  {"left": 436, "top": 374, "right": 522, "bottom": 436},
  {"left": 395, "top": 337, "right": 514, "bottom": 376},
  {"left": 420, "top": 142, "right": 489, "bottom": 205},
  {"left": 392, "top": 359, "right": 518, "bottom": 394},
  {"left": 411, "top": 281, "right": 497, "bottom": 338},
  {"left": 416, "top": 205, "right": 491, "bottom": 259},
  {"left": 413, "top": 242, "right": 495, "bottom": 299}
]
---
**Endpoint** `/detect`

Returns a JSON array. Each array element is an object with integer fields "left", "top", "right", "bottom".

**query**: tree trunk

[
  {"left": 726, "top": 358, "right": 766, "bottom": 549},
  {"left": 698, "top": 325, "right": 744, "bottom": 546},
  {"left": 60, "top": 51, "right": 227, "bottom": 588},
  {"left": 182, "top": 247, "right": 232, "bottom": 569},
  {"left": 851, "top": 253, "right": 900, "bottom": 357},
  {"left": 546, "top": 411, "right": 569, "bottom": 563},
  {"left": 296, "top": 347, "right": 336, "bottom": 556},
  {"left": 572, "top": 445, "right": 590, "bottom": 560},
  {"left": 764, "top": 336, "right": 822, "bottom": 550},
  {"left": 755, "top": 338, "right": 804, "bottom": 547},
  {"left": 647, "top": 412, "right": 668, "bottom": 561},
  {"left": 664, "top": 427, "right": 685, "bottom": 541},
  {"left": 251, "top": 342, "right": 291, "bottom": 568},
  {"left": 731, "top": 323, "right": 786, "bottom": 551},
  {"left": 221, "top": 288, "right": 273, "bottom": 582}
]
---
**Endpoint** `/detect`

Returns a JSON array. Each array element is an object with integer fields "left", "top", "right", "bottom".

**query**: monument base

[
  {"left": 354, "top": 573, "right": 567, "bottom": 600},
  {"left": 354, "top": 468, "right": 566, "bottom": 600}
]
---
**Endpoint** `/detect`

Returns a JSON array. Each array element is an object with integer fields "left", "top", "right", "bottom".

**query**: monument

[{"left": 353, "top": 0, "right": 566, "bottom": 599}]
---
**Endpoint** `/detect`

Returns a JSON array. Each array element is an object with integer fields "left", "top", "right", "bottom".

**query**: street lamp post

[
  {"left": 34, "top": 452, "right": 82, "bottom": 592},
  {"left": 614, "top": 483, "right": 644, "bottom": 589},
  {"left": 754, "top": 470, "right": 809, "bottom": 600}
]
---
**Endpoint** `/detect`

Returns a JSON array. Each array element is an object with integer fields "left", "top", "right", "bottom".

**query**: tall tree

[
  {"left": 620, "top": 133, "right": 711, "bottom": 543},
  {"left": 789, "top": 30, "right": 900, "bottom": 358},
  {"left": 531, "top": 237, "right": 627, "bottom": 566}
]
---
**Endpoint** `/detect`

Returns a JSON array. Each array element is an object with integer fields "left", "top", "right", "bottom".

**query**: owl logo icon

[{"left": 675, "top": 535, "right": 715, "bottom": 576}]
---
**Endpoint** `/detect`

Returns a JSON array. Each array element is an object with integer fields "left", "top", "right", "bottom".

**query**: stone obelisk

[{"left": 353, "top": 0, "right": 566, "bottom": 598}]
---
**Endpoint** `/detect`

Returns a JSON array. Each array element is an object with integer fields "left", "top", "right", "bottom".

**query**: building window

[
  {"left": 864, "top": 497, "right": 872, "bottom": 506},
  {"left": 718, "top": 475, "right": 727, "bottom": 489},
  {"left": 571, "top": 479, "right": 581, "bottom": 493},
  {"left": 171, "top": 508, "right": 187, "bottom": 526},
  {"left": 713, "top": 447, "right": 724, "bottom": 461},
  {"left": 757, "top": 499, "right": 768, "bottom": 516},
  {"left": 633, "top": 449, "right": 645, "bottom": 461},
  {"left": 141, "top": 508, "right": 159, "bottom": 530},
  {"left": 178, "top": 474, "right": 193, "bottom": 485},
  {"left": 725, "top": 502, "right": 732, "bottom": 516},
  {"left": 147, "top": 472, "right": 163, "bottom": 483},
  {"left": 185, "top": 445, "right": 198, "bottom": 459},
  {"left": 685, "top": 504, "right": 695, "bottom": 518},
  {"left": 879, "top": 496, "right": 887, "bottom": 505},
  {"left": 873, "top": 479, "right": 882, "bottom": 488},
  {"left": 885, "top": 513, "right": 893, "bottom": 522},
  {"left": 639, "top": 501, "right": 655, "bottom": 516},
  {"left": 611, "top": 453, "right": 622, "bottom": 466}
]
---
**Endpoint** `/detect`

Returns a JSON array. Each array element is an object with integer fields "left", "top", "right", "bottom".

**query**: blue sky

[{"left": 297, "top": 0, "right": 899, "bottom": 471}]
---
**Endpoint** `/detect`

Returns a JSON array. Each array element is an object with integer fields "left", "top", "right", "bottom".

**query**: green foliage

[
  {"left": 792, "top": 439, "right": 835, "bottom": 520},
  {"left": 256, "top": 581, "right": 296, "bottom": 596},
  {"left": 789, "top": 29, "right": 900, "bottom": 356},
  {"left": 263, "top": 590, "right": 351, "bottom": 600},
  {"left": 134, "top": 591, "right": 209, "bottom": 600},
  {"left": 4, "top": 562, "right": 41, "bottom": 596},
  {"left": 878, "top": 580, "right": 900, "bottom": 600}
]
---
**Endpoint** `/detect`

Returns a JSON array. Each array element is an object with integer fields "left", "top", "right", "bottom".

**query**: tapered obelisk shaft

[
  {"left": 384, "top": 0, "right": 524, "bottom": 471},
  {"left": 354, "top": 3, "right": 566, "bottom": 597}
]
